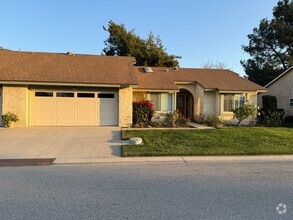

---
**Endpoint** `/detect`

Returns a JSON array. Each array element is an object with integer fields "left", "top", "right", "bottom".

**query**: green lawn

[{"left": 122, "top": 127, "right": 293, "bottom": 157}]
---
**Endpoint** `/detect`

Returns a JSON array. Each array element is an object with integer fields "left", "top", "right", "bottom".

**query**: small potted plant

[{"left": 1, "top": 112, "right": 20, "bottom": 128}]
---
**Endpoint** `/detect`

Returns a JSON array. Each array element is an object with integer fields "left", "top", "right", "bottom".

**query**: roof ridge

[{"left": 0, "top": 50, "right": 135, "bottom": 59}]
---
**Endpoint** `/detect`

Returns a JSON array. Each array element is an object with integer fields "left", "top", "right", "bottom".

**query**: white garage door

[{"left": 31, "top": 90, "right": 118, "bottom": 126}]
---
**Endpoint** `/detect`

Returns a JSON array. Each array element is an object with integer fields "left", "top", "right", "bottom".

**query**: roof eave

[
  {"left": 265, "top": 66, "right": 293, "bottom": 87},
  {"left": 0, "top": 80, "right": 138, "bottom": 88}
]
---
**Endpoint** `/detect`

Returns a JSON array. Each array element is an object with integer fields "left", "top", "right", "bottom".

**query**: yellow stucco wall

[
  {"left": 2, "top": 85, "right": 29, "bottom": 126},
  {"left": 133, "top": 91, "right": 147, "bottom": 101},
  {"left": 119, "top": 87, "right": 133, "bottom": 127}
]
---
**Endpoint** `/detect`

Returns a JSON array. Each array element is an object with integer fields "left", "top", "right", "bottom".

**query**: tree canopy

[
  {"left": 102, "top": 20, "right": 181, "bottom": 67},
  {"left": 241, "top": 0, "right": 293, "bottom": 86}
]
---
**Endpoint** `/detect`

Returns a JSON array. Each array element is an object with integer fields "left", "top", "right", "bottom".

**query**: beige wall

[
  {"left": 203, "top": 91, "right": 217, "bottom": 116},
  {"left": 119, "top": 87, "right": 133, "bottom": 127},
  {"left": 2, "top": 85, "right": 29, "bottom": 126},
  {"left": 258, "top": 69, "right": 293, "bottom": 116}
]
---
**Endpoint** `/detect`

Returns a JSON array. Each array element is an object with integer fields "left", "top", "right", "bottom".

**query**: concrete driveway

[{"left": 0, "top": 127, "right": 122, "bottom": 161}]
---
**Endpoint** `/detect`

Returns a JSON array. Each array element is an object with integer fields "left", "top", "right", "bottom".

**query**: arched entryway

[{"left": 176, "top": 89, "right": 194, "bottom": 120}]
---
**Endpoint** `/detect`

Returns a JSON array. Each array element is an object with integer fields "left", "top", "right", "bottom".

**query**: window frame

[
  {"left": 223, "top": 93, "right": 246, "bottom": 113},
  {"left": 290, "top": 98, "right": 293, "bottom": 107},
  {"left": 150, "top": 93, "right": 173, "bottom": 112},
  {"left": 35, "top": 91, "right": 54, "bottom": 97}
]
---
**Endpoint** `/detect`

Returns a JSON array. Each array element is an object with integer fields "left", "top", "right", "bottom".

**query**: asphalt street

[{"left": 0, "top": 161, "right": 292, "bottom": 220}]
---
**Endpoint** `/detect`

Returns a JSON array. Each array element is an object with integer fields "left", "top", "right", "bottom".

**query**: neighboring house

[
  {"left": 0, "top": 50, "right": 265, "bottom": 127},
  {"left": 258, "top": 67, "right": 293, "bottom": 116}
]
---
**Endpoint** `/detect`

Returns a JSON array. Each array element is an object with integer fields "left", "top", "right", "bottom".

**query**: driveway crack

[{"left": 35, "top": 128, "right": 72, "bottom": 159}]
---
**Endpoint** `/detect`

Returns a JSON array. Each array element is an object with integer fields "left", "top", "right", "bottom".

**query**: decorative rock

[{"left": 130, "top": 137, "right": 143, "bottom": 145}]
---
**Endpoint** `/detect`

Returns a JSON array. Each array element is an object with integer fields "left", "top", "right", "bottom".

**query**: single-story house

[
  {"left": 0, "top": 50, "right": 266, "bottom": 127},
  {"left": 258, "top": 66, "right": 293, "bottom": 116}
]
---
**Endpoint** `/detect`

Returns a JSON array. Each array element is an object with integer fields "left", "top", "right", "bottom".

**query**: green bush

[
  {"left": 233, "top": 102, "right": 257, "bottom": 126},
  {"left": 133, "top": 100, "right": 154, "bottom": 127},
  {"left": 163, "top": 110, "right": 189, "bottom": 127},
  {"left": 258, "top": 108, "right": 285, "bottom": 127},
  {"left": 1, "top": 112, "right": 20, "bottom": 127},
  {"left": 205, "top": 114, "right": 223, "bottom": 128},
  {"left": 262, "top": 95, "right": 277, "bottom": 112},
  {"left": 285, "top": 116, "right": 293, "bottom": 123}
]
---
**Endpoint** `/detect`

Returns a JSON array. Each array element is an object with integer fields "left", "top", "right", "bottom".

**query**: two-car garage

[{"left": 30, "top": 89, "right": 118, "bottom": 126}]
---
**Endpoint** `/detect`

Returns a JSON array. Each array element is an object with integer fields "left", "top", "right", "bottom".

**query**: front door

[
  {"left": 177, "top": 94, "right": 186, "bottom": 117},
  {"left": 176, "top": 90, "right": 193, "bottom": 119}
]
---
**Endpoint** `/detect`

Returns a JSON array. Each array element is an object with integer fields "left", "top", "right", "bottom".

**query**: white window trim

[
  {"left": 223, "top": 93, "right": 247, "bottom": 113},
  {"left": 289, "top": 98, "right": 293, "bottom": 107},
  {"left": 149, "top": 93, "right": 174, "bottom": 113}
]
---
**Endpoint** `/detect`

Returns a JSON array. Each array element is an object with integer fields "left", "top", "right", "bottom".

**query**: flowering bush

[
  {"left": 133, "top": 100, "right": 154, "bottom": 127},
  {"left": 233, "top": 102, "right": 257, "bottom": 126}
]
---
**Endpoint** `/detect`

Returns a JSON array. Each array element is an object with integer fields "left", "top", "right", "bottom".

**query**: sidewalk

[{"left": 53, "top": 155, "right": 293, "bottom": 165}]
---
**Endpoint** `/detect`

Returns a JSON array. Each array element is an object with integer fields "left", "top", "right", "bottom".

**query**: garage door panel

[
  {"left": 33, "top": 99, "right": 55, "bottom": 106},
  {"left": 55, "top": 110, "right": 76, "bottom": 117},
  {"left": 56, "top": 119, "right": 76, "bottom": 125},
  {"left": 99, "top": 93, "right": 118, "bottom": 126},
  {"left": 55, "top": 100, "right": 75, "bottom": 107},
  {"left": 76, "top": 101, "right": 97, "bottom": 107},
  {"left": 31, "top": 90, "right": 118, "bottom": 126},
  {"left": 76, "top": 119, "right": 98, "bottom": 125},
  {"left": 32, "top": 119, "right": 55, "bottom": 126}
]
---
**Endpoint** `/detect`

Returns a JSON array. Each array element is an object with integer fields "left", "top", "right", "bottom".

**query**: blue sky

[{"left": 0, "top": 0, "right": 278, "bottom": 75}]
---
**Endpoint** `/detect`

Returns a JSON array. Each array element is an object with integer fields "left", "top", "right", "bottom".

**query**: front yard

[{"left": 122, "top": 127, "right": 293, "bottom": 157}]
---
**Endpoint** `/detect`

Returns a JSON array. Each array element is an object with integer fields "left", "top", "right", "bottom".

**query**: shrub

[
  {"left": 133, "top": 100, "right": 154, "bottom": 127},
  {"left": 1, "top": 112, "right": 20, "bottom": 127},
  {"left": 205, "top": 114, "right": 223, "bottom": 128},
  {"left": 233, "top": 102, "right": 257, "bottom": 126},
  {"left": 163, "top": 110, "right": 189, "bottom": 127},
  {"left": 257, "top": 108, "right": 285, "bottom": 127},
  {"left": 262, "top": 95, "right": 277, "bottom": 112},
  {"left": 1, "top": 112, "right": 19, "bottom": 123},
  {"left": 285, "top": 116, "right": 293, "bottom": 123}
]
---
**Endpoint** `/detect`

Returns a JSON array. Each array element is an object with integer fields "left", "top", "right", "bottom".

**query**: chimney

[{"left": 66, "top": 51, "right": 74, "bottom": 56}]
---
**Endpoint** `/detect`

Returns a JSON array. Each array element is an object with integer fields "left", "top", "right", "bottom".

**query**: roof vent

[
  {"left": 172, "top": 66, "right": 179, "bottom": 70},
  {"left": 66, "top": 51, "right": 74, "bottom": 56},
  {"left": 144, "top": 67, "right": 153, "bottom": 73}
]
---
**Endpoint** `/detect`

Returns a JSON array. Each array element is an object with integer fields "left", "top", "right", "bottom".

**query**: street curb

[{"left": 53, "top": 155, "right": 293, "bottom": 165}]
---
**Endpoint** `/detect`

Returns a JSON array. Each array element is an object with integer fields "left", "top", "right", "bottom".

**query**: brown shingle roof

[
  {"left": 133, "top": 67, "right": 179, "bottom": 90},
  {"left": 0, "top": 50, "right": 138, "bottom": 85},
  {"left": 134, "top": 67, "right": 265, "bottom": 91}
]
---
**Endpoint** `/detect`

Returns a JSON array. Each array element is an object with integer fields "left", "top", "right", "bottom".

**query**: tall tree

[
  {"left": 102, "top": 20, "right": 181, "bottom": 67},
  {"left": 241, "top": 0, "right": 293, "bottom": 86}
]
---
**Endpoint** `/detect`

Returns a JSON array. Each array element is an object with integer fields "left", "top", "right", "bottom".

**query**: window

[
  {"left": 56, "top": 92, "right": 74, "bottom": 97},
  {"left": 223, "top": 94, "right": 246, "bottom": 112},
  {"left": 150, "top": 93, "right": 172, "bottom": 112},
  {"left": 77, "top": 93, "right": 95, "bottom": 98},
  {"left": 290, "top": 99, "right": 293, "bottom": 107},
  {"left": 98, "top": 93, "right": 115, "bottom": 98},
  {"left": 224, "top": 95, "right": 233, "bottom": 112},
  {"left": 35, "top": 92, "right": 53, "bottom": 97},
  {"left": 234, "top": 94, "right": 246, "bottom": 109}
]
